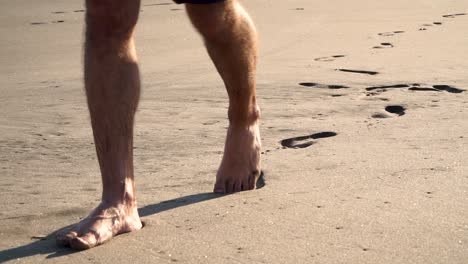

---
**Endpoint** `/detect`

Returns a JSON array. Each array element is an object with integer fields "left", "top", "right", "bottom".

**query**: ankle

[{"left": 101, "top": 191, "right": 137, "bottom": 209}]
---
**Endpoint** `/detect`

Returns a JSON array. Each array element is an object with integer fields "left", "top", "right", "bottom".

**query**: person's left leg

[{"left": 185, "top": 0, "right": 261, "bottom": 193}]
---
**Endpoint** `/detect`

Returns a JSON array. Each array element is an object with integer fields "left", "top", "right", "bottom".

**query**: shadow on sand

[
  {"left": 0, "top": 192, "right": 223, "bottom": 262},
  {"left": 0, "top": 172, "right": 266, "bottom": 262}
]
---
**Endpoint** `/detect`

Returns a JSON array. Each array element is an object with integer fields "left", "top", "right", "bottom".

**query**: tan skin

[{"left": 56, "top": 0, "right": 260, "bottom": 250}]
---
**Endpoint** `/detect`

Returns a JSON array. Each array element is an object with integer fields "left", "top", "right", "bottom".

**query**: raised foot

[
  {"left": 56, "top": 202, "right": 142, "bottom": 250},
  {"left": 214, "top": 123, "right": 261, "bottom": 194}
]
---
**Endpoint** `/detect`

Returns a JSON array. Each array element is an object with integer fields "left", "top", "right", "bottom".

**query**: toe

[
  {"left": 56, "top": 230, "right": 77, "bottom": 247},
  {"left": 226, "top": 182, "right": 235, "bottom": 194},
  {"left": 70, "top": 232, "right": 98, "bottom": 250},
  {"left": 234, "top": 182, "right": 242, "bottom": 192},
  {"left": 248, "top": 175, "right": 256, "bottom": 190},
  {"left": 214, "top": 181, "right": 226, "bottom": 194},
  {"left": 241, "top": 177, "right": 251, "bottom": 191}
]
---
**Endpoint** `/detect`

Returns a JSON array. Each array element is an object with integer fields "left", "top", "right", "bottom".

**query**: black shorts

[{"left": 174, "top": 0, "right": 226, "bottom": 4}]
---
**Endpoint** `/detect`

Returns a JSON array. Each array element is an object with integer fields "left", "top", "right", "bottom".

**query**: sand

[{"left": 1, "top": 0, "right": 467, "bottom": 263}]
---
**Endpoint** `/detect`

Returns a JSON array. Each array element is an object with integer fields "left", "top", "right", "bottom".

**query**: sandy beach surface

[{"left": 1, "top": 0, "right": 467, "bottom": 263}]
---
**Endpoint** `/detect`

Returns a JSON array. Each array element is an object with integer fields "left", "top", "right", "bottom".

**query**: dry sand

[{"left": 1, "top": 0, "right": 468, "bottom": 263}]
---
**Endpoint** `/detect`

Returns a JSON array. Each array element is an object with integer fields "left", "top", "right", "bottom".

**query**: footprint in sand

[
  {"left": 337, "top": 69, "right": 379, "bottom": 75},
  {"left": 280, "top": 132, "right": 337, "bottom": 149},
  {"left": 419, "top": 23, "right": 434, "bottom": 31},
  {"left": 408, "top": 86, "right": 439, "bottom": 92},
  {"left": 381, "top": 12, "right": 465, "bottom": 33},
  {"left": 144, "top": 3, "right": 173, "bottom": 6},
  {"left": 373, "top": 42, "right": 394, "bottom": 49},
  {"left": 202, "top": 120, "right": 220, "bottom": 126},
  {"left": 314, "top": 55, "right": 346, "bottom": 62},
  {"left": 420, "top": 21, "right": 445, "bottom": 30},
  {"left": 372, "top": 105, "right": 406, "bottom": 119},
  {"left": 366, "top": 84, "right": 410, "bottom": 92},
  {"left": 385, "top": 105, "right": 406, "bottom": 116},
  {"left": 299, "top": 82, "right": 349, "bottom": 89},
  {"left": 371, "top": 113, "right": 391, "bottom": 119},
  {"left": 432, "top": 85, "right": 465, "bottom": 93},
  {"left": 366, "top": 83, "right": 465, "bottom": 94},
  {"left": 378, "top": 31, "right": 405, "bottom": 37},
  {"left": 443, "top": 13, "right": 466, "bottom": 18},
  {"left": 31, "top": 20, "right": 65, "bottom": 25}
]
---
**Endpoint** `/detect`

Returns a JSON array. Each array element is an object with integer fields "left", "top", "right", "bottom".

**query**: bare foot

[
  {"left": 214, "top": 121, "right": 261, "bottom": 193},
  {"left": 56, "top": 202, "right": 142, "bottom": 250}
]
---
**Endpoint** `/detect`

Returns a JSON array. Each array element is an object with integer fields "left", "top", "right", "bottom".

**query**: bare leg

[
  {"left": 186, "top": 0, "right": 261, "bottom": 193},
  {"left": 56, "top": 0, "right": 142, "bottom": 250}
]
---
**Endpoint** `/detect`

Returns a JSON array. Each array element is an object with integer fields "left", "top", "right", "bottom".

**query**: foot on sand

[
  {"left": 56, "top": 202, "right": 142, "bottom": 250},
  {"left": 214, "top": 123, "right": 261, "bottom": 194}
]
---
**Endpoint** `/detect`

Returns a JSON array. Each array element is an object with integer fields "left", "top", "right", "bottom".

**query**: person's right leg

[{"left": 56, "top": 0, "right": 142, "bottom": 250}]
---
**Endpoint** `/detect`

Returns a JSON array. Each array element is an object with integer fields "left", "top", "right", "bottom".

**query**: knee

[
  {"left": 186, "top": 1, "right": 236, "bottom": 42},
  {"left": 86, "top": 0, "right": 140, "bottom": 41}
]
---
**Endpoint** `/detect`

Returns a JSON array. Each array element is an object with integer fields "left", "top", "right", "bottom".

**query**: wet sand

[{"left": 1, "top": 0, "right": 467, "bottom": 263}]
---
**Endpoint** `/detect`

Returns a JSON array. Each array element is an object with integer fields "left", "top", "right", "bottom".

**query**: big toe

[
  {"left": 56, "top": 231, "right": 77, "bottom": 247},
  {"left": 214, "top": 184, "right": 226, "bottom": 194},
  {"left": 70, "top": 232, "right": 98, "bottom": 250}
]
